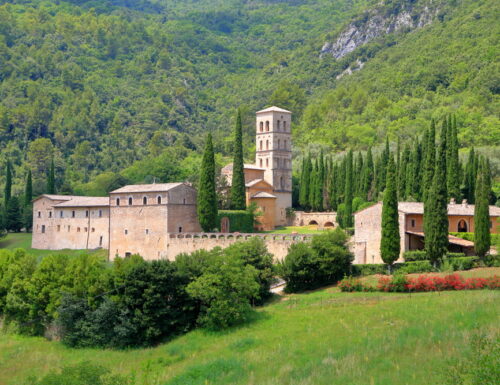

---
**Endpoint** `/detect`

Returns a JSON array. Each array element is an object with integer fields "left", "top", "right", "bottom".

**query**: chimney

[
  {"left": 450, "top": 198, "right": 456, "bottom": 205},
  {"left": 462, "top": 199, "right": 468, "bottom": 207}
]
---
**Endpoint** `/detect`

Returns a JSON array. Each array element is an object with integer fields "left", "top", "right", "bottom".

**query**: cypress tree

[
  {"left": 5, "top": 196, "right": 22, "bottom": 232},
  {"left": 474, "top": 158, "right": 491, "bottom": 259},
  {"left": 197, "top": 133, "right": 218, "bottom": 232},
  {"left": 230, "top": 109, "right": 246, "bottom": 210},
  {"left": 355, "top": 152, "right": 363, "bottom": 198},
  {"left": 299, "top": 155, "right": 312, "bottom": 210},
  {"left": 409, "top": 139, "right": 422, "bottom": 200},
  {"left": 343, "top": 150, "right": 353, "bottom": 228},
  {"left": 463, "top": 147, "right": 476, "bottom": 203},
  {"left": 47, "top": 158, "right": 55, "bottom": 194},
  {"left": 315, "top": 151, "right": 325, "bottom": 211},
  {"left": 447, "top": 116, "right": 460, "bottom": 200},
  {"left": 329, "top": 163, "right": 338, "bottom": 211},
  {"left": 422, "top": 120, "right": 436, "bottom": 203},
  {"left": 309, "top": 159, "right": 318, "bottom": 210},
  {"left": 4, "top": 161, "right": 12, "bottom": 204},
  {"left": 425, "top": 126, "right": 449, "bottom": 266},
  {"left": 380, "top": 156, "right": 400, "bottom": 271},
  {"left": 23, "top": 170, "right": 33, "bottom": 232},
  {"left": 398, "top": 145, "right": 410, "bottom": 200},
  {"left": 362, "top": 147, "right": 374, "bottom": 200}
]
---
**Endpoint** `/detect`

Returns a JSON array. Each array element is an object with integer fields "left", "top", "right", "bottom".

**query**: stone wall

[
  {"left": 164, "top": 232, "right": 312, "bottom": 261},
  {"left": 292, "top": 211, "right": 337, "bottom": 229}
]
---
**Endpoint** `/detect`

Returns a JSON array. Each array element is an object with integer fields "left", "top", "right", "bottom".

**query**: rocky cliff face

[{"left": 321, "top": 1, "right": 439, "bottom": 59}]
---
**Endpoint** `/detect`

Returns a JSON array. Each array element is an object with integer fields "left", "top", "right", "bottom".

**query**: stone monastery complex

[{"left": 32, "top": 106, "right": 499, "bottom": 262}]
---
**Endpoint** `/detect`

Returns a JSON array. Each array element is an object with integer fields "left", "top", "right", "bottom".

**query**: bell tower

[{"left": 255, "top": 106, "right": 292, "bottom": 226}]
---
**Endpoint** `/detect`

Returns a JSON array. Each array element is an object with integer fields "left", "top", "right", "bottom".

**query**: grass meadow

[{"left": 1, "top": 284, "right": 498, "bottom": 384}]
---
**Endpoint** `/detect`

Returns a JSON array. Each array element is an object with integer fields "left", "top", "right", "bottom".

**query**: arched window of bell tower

[
  {"left": 284, "top": 139, "right": 287, "bottom": 149},
  {"left": 283, "top": 121, "right": 287, "bottom": 131},
  {"left": 277, "top": 120, "right": 281, "bottom": 130},
  {"left": 265, "top": 121, "right": 270, "bottom": 131},
  {"left": 266, "top": 158, "right": 269, "bottom": 167},
  {"left": 278, "top": 139, "right": 281, "bottom": 149},
  {"left": 266, "top": 140, "right": 269, "bottom": 150},
  {"left": 260, "top": 140, "right": 263, "bottom": 150},
  {"left": 259, "top": 121, "right": 263, "bottom": 132},
  {"left": 280, "top": 176, "right": 284, "bottom": 189},
  {"left": 259, "top": 158, "right": 263, "bottom": 167}
]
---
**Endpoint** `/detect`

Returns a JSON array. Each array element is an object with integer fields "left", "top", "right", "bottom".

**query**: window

[
  {"left": 283, "top": 121, "right": 287, "bottom": 131},
  {"left": 41, "top": 225, "right": 45, "bottom": 233},
  {"left": 266, "top": 140, "right": 269, "bottom": 150},
  {"left": 143, "top": 196, "right": 147, "bottom": 205},
  {"left": 266, "top": 158, "right": 269, "bottom": 167},
  {"left": 91, "top": 228, "right": 95, "bottom": 232},
  {"left": 99, "top": 236, "right": 103, "bottom": 246},
  {"left": 278, "top": 139, "right": 281, "bottom": 149},
  {"left": 128, "top": 197, "right": 133, "bottom": 206},
  {"left": 284, "top": 140, "right": 287, "bottom": 149},
  {"left": 77, "top": 227, "right": 81, "bottom": 232},
  {"left": 125, "top": 252, "right": 131, "bottom": 258},
  {"left": 72, "top": 211, "right": 75, "bottom": 218},
  {"left": 84, "top": 227, "right": 88, "bottom": 232},
  {"left": 145, "top": 229, "right": 149, "bottom": 234},
  {"left": 277, "top": 120, "right": 280, "bottom": 130},
  {"left": 265, "top": 121, "right": 269, "bottom": 131},
  {"left": 124, "top": 229, "right": 128, "bottom": 235},
  {"left": 490, "top": 221, "right": 493, "bottom": 229},
  {"left": 277, "top": 158, "right": 280, "bottom": 167},
  {"left": 178, "top": 227, "right": 182, "bottom": 233},
  {"left": 57, "top": 225, "right": 60, "bottom": 232},
  {"left": 49, "top": 211, "right": 52, "bottom": 218},
  {"left": 85, "top": 210, "right": 89, "bottom": 218},
  {"left": 98, "top": 209, "right": 102, "bottom": 218},
  {"left": 38, "top": 211, "right": 41, "bottom": 218},
  {"left": 60, "top": 211, "right": 63, "bottom": 218},
  {"left": 259, "top": 121, "right": 263, "bottom": 132},
  {"left": 411, "top": 219, "right": 416, "bottom": 228},
  {"left": 157, "top": 196, "right": 162, "bottom": 204},
  {"left": 280, "top": 176, "right": 284, "bottom": 189},
  {"left": 183, "top": 198, "right": 186, "bottom": 204},
  {"left": 116, "top": 198, "right": 120, "bottom": 206},
  {"left": 68, "top": 225, "right": 71, "bottom": 232},
  {"left": 259, "top": 158, "right": 263, "bottom": 167},
  {"left": 259, "top": 140, "right": 263, "bottom": 150}
]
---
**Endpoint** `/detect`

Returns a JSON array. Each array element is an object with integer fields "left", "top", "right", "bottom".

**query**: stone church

[{"left": 32, "top": 107, "right": 294, "bottom": 259}]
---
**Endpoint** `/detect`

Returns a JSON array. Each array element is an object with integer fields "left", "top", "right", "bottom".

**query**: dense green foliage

[
  {"left": 474, "top": 158, "right": 491, "bottom": 258},
  {"left": 380, "top": 155, "right": 399, "bottom": 268},
  {"left": 0, "top": 0, "right": 497, "bottom": 203},
  {"left": 280, "top": 229, "right": 353, "bottom": 292},
  {"left": 230, "top": 109, "right": 246, "bottom": 210},
  {"left": 0, "top": 237, "right": 274, "bottom": 346},
  {"left": 216, "top": 210, "right": 254, "bottom": 233},
  {"left": 197, "top": 133, "right": 217, "bottom": 231}
]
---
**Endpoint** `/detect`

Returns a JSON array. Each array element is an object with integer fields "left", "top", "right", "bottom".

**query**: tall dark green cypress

[
  {"left": 197, "top": 133, "right": 218, "bottom": 232},
  {"left": 309, "top": 159, "right": 318, "bottom": 210},
  {"left": 24, "top": 170, "right": 32, "bottom": 207},
  {"left": 230, "top": 109, "right": 246, "bottom": 210},
  {"left": 422, "top": 120, "right": 436, "bottom": 203},
  {"left": 398, "top": 145, "right": 410, "bottom": 200},
  {"left": 343, "top": 150, "right": 353, "bottom": 228},
  {"left": 329, "top": 163, "right": 338, "bottom": 211},
  {"left": 474, "top": 158, "right": 491, "bottom": 259},
  {"left": 47, "top": 158, "right": 55, "bottom": 194},
  {"left": 361, "top": 147, "right": 374, "bottom": 200},
  {"left": 4, "top": 161, "right": 12, "bottom": 204},
  {"left": 462, "top": 147, "right": 476, "bottom": 203},
  {"left": 408, "top": 139, "right": 422, "bottom": 200},
  {"left": 380, "top": 156, "right": 400, "bottom": 270},
  {"left": 425, "top": 126, "right": 449, "bottom": 266},
  {"left": 447, "top": 115, "right": 460, "bottom": 200},
  {"left": 315, "top": 151, "right": 325, "bottom": 211},
  {"left": 5, "top": 196, "right": 22, "bottom": 232}
]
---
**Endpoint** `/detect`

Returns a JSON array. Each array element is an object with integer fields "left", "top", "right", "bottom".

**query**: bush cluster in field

[
  {"left": 0, "top": 237, "right": 274, "bottom": 348},
  {"left": 339, "top": 273, "right": 500, "bottom": 293}
]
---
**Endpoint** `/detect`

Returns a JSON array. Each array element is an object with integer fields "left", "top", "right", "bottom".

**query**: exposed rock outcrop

[{"left": 321, "top": 1, "right": 439, "bottom": 59}]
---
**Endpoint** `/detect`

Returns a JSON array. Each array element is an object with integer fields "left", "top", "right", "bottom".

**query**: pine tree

[
  {"left": 47, "top": 158, "right": 55, "bottom": 194},
  {"left": 425, "top": 126, "right": 449, "bottom": 266},
  {"left": 4, "top": 161, "right": 12, "bottom": 204},
  {"left": 422, "top": 120, "right": 436, "bottom": 203},
  {"left": 5, "top": 196, "right": 22, "bottom": 232},
  {"left": 343, "top": 150, "right": 353, "bottom": 228},
  {"left": 197, "top": 133, "right": 218, "bottom": 232},
  {"left": 474, "top": 158, "right": 491, "bottom": 259},
  {"left": 380, "top": 156, "right": 400, "bottom": 271},
  {"left": 230, "top": 109, "right": 246, "bottom": 210},
  {"left": 23, "top": 171, "right": 33, "bottom": 232}
]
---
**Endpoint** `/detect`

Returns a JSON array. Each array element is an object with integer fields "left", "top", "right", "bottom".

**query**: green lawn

[
  {"left": 0, "top": 233, "right": 107, "bottom": 259},
  {"left": 260, "top": 225, "right": 326, "bottom": 234},
  {"left": 1, "top": 285, "right": 498, "bottom": 384}
]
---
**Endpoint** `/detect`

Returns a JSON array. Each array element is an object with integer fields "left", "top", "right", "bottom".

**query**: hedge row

[
  {"left": 339, "top": 274, "right": 500, "bottom": 293},
  {"left": 403, "top": 250, "right": 466, "bottom": 262},
  {"left": 217, "top": 210, "right": 254, "bottom": 233}
]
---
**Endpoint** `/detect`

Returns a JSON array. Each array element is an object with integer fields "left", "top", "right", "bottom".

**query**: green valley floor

[{"left": 1, "top": 284, "right": 498, "bottom": 385}]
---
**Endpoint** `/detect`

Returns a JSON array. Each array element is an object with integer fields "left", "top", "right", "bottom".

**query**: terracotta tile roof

[
  {"left": 256, "top": 106, "right": 292, "bottom": 114},
  {"left": 406, "top": 231, "right": 475, "bottom": 248},
  {"left": 398, "top": 202, "right": 500, "bottom": 216},
  {"left": 54, "top": 197, "right": 109, "bottom": 207},
  {"left": 110, "top": 183, "right": 184, "bottom": 194},
  {"left": 251, "top": 192, "right": 277, "bottom": 199}
]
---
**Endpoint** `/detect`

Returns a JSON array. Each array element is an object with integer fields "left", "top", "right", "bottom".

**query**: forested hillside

[{"left": 0, "top": 0, "right": 498, "bottom": 197}]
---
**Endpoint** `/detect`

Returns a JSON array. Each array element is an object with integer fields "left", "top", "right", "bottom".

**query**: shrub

[
  {"left": 338, "top": 276, "right": 364, "bottom": 292},
  {"left": 281, "top": 229, "right": 353, "bottom": 293},
  {"left": 403, "top": 250, "right": 427, "bottom": 262},
  {"left": 446, "top": 252, "right": 466, "bottom": 259},
  {"left": 445, "top": 256, "right": 478, "bottom": 271},
  {"left": 398, "top": 260, "right": 433, "bottom": 274},
  {"left": 216, "top": 210, "right": 254, "bottom": 233},
  {"left": 351, "top": 264, "right": 388, "bottom": 276}
]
